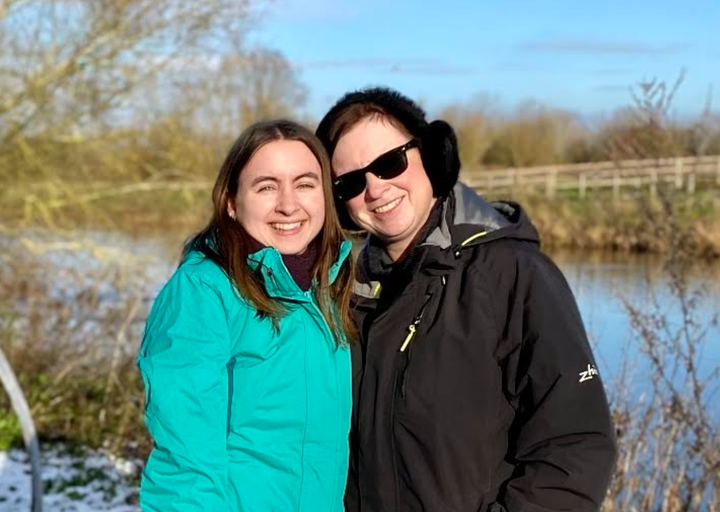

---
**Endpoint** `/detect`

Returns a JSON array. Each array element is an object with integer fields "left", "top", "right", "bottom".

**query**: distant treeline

[
  {"left": 2, "top": 3, "right": 719, "bottom": 186},
  {"left": 440, "top": 75, "right": 720, "bottom": 170}
]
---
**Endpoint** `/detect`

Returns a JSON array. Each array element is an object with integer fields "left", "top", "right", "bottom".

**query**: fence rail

[
  {"left": 461, "top": 155, "right": 720, "bottom": 199},
  {"left": 8, "top": 155, "right": 720, "bottom": 207}
]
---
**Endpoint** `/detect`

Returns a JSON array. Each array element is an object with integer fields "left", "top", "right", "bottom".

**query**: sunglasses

[{"left": 333, "top": 139, "right": 419, "bottom": 200}]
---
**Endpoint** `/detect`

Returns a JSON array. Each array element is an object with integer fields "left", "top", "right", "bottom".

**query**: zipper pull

[
  {"left": 398, "top": 293, "right": 433, "bottom": 353},
  {"left": 399, "top": 324, "right": 417, "bottom": 352}
]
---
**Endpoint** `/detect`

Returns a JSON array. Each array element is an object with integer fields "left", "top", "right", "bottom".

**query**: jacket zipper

[
  {"left": 399, "top": 294, "right": 432, "bottom": 352},
  {"left": 397, "top": 293, "right": 433, "bottom": 399}
]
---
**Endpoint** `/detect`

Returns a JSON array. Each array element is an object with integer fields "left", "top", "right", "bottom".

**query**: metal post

[{"left": 0, "top": 347, "right": 43, "bottom": 512}]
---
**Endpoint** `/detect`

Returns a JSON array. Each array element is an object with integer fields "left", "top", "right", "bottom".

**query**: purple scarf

[{"left": 248, "top": 237, "right": 318, "bottom": 292}]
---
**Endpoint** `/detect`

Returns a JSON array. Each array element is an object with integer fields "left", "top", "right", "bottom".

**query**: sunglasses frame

[{"left": 333, "top": 139, "right": 419, "bottom": 200}]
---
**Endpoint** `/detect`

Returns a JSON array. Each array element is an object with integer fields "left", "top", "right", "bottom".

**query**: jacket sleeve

[
  {"left": 344, "top": 422, "right": 360, "bottom": 511},
  {"left": 344, "top": 323, "right": 364, "bottom": 512},
  {"left": 494, "top": 251, "right": 617, "bottom": 512},
  {"left": 137, "top": 270, "right": 232, "bottom": 512}
]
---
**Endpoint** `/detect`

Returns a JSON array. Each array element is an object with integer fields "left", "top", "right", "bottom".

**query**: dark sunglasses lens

[
  {"left": 372, "top": 149, "right": 408, "bottom": 180},
  {"left": 335, "top": 143, "right": 412, "bottom": 200},
  {"left": 336, "top": 172, "right": 366, "bottom": 199}
]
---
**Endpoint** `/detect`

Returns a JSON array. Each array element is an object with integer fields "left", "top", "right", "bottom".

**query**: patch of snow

[{"left": 0, "top": 446, "right": 141, "bottom": 512}]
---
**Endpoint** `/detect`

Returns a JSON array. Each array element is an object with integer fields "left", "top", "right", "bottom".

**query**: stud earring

[{"left": 229, "top": 210, "right": 236, "bottom": 220}]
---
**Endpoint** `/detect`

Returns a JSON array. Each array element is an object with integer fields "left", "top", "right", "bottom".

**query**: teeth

[
  {"left": 272, "top": 222, "right": 302, "bottom": 231},
  {"left": 374, "top": 197, "right": 402, "bottom": 214}
]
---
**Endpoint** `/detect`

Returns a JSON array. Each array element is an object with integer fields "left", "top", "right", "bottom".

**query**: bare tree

[
  {"left": 179, "top": 46, "right": 308, "bottom": 136},
  {"left": 0, "top": 0, "right": 264, "bottom": 146}
]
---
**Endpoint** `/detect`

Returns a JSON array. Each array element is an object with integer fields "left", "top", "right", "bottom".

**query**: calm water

[{"left": 552, "top": 249, "right": 720, "bottom": 390}]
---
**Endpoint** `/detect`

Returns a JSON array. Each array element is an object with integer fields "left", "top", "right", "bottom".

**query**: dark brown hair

[
  {"left": 321, "top": 103, "right": 412, "bottom": 157},
  {"left": 185, "top": 119, "right": 356, "bottom": 344}
]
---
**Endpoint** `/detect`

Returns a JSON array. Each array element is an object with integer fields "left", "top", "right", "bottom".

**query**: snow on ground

[{"left": 0, "top": 446, "right": 141, "bottom": 512}]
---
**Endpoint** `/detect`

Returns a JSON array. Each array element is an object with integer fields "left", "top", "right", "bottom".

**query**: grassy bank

[{"left": 492, "top": 189, "right": 720, "bottom": 258}]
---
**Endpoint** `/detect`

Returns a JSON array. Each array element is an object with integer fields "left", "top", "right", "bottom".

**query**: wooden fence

[{"left": 461, "top": 155, "right": 720, "bottom": 199}]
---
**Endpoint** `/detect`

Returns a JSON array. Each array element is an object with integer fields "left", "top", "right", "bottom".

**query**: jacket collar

[
  {"left": 354, "top": 183, "right": 540, "bottom": 300},
  {"left": 247, "top": 240, "right": 352, "bottom": 301},
  {"left": 422, "top": 182, "right": 511, "bottom": 249}
]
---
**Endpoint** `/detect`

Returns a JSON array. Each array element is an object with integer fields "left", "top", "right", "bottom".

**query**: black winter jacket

[{"left": 345, "top": 183, "right": 617, "bottom": 512}]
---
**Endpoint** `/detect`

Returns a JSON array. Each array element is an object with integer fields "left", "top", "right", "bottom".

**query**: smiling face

[
  {"left": 332, "top": 116, "right": 436, "bottom": 260},
  {"left": 228, "top": 139, "right": 325, "bottom": 255}
]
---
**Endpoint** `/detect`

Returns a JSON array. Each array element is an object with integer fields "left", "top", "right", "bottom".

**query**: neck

[{"left": 386, "top": 240, "right": 410, "bottom": 262}]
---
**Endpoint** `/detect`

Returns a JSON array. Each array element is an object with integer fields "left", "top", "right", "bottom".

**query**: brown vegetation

[
  {"left": 601, "top": 196, "right": 720, "bottom": 511},
  {"left": 0, "top": 238, "right": 150, "bottom": 458},
  {"left": 515, "top": 190, "right": 720, "bottom": 259},
  {"left": 442, "top": 72, "right": 720, "bottom": 170}
]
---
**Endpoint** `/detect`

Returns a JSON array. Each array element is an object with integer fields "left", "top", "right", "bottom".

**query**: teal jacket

[{"left": 137, "top": 242, "right": 353, "bottom": 512}]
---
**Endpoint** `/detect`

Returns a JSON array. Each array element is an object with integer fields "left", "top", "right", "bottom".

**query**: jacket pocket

[{"left": 398, "top": 345, "right": 413, "bottom": 400}]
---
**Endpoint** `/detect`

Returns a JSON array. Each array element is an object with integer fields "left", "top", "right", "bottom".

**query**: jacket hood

[{"left": 424, "top": 181, "right": 540, "bottom": 250}]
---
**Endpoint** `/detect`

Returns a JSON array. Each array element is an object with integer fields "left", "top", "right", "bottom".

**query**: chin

[
  {"left": 378, "top": 221, "right": 416, "bottom": 241},
  {"left": 274, "top": 241, "right": 309, "bottom": 255}
]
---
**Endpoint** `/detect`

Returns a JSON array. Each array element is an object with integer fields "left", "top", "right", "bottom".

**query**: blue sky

[{"left": 250, "top": 0, "right": 720, "bottom": 121}]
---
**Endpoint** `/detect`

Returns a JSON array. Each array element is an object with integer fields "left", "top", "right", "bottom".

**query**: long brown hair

[{"left": 185, "top": 119, "right": 356, "bottom": 344}]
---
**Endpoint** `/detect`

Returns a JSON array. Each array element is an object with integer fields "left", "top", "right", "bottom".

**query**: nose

[
  {"left": 364, "top": 173, "right": 391, "bottom": 200},
  {"left": 275, "top": 186, "right": 300, "bottom": 216}
]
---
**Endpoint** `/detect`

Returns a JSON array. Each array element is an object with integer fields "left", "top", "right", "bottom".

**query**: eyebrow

[
  {"left": 294, "top": 172, "right": 320, "bottom": 181},
  {"left": 250, "top": 172, "right": 320, "bottom": 186}
]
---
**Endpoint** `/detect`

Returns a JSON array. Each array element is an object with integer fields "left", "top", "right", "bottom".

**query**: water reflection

[{"left": 551, "top": 249, "right": 720, "bottom": 388}]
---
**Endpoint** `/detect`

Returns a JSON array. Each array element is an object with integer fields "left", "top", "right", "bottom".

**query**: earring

[{"left": 229, "top": 210, "right": 236, "bottom": 220}]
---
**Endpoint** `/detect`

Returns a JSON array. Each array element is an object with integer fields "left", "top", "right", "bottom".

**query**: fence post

[
  {"left": 650, "top": 167, "right": 658, "bottom": 201},
  {"left": 687, "top": 170, "right": 696, "bottom": 194},
  {"left": 613, "top": 169, "right": 621, "bottom": 202},
  {"left": 579, "top": 172, "right": 587, "bottom": 199},
  {"left": 0, "top": 347, "right": 43, "bottom": 512},
  {"left": 546, "top": 168, "right": 557, "bottom": 198},
  {"left": 675, "top": 159, "right": 684, "bottom": 189},
  {"left": 510, "top": 168, "right": 517, "bottom": 194}
]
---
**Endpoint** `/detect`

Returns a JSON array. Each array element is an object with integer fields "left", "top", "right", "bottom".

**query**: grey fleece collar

[
  {"left": 353, "top": 182, "right": 511, "bottom": 299},
  {"left": 422, "top": 182, "right": 511, "bottom": 249}
]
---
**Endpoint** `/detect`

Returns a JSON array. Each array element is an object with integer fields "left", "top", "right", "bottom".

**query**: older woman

[
  {"left": 317, "top": 88, "right": 617, "bottom": 512},
  {"left": 137, "top": 120, "right": 355, "bottom": 512}
]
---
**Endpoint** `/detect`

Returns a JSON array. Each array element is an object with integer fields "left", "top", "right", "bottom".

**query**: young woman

[
  {"left": 316, "top": 88, "right": 617, "bottom": 512},
  {"left": 137, "top": 120, "right": 355, "bottom": 512}
]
